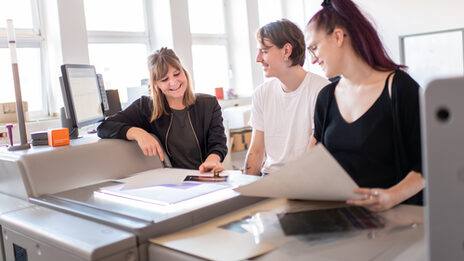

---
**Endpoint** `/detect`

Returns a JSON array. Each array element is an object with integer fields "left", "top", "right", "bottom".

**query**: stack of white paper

[{"left": 97, "top": 168, "right": 242, "bottom": 206}]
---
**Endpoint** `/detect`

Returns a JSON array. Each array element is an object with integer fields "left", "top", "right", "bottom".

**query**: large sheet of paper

[
  {"left": 97, "top": 168, "right": 244, "bottom": 206},
  {"left": 99, "top": 183, "right": 229, "bottom": 206},
  {"left": 235, "top": 144, "right": 364, "bottom": 201}
]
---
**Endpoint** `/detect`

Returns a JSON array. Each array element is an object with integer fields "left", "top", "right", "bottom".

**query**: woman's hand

[
  {"left": 347, "top": 172, "right": 424, "bottom": 212},
  {"left": 199, "top": 154, "right": 223, "bottom": 174},
  {"left": 127, "top": 127, "right": 164, "bottom": 161},
  {"left": 346, "top": 188, "right": 399, "bottom": 212}
]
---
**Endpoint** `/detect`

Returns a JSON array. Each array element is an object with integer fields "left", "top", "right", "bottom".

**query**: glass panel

[
  {"left": 403, "top": 31, "right": 464, "bottom": 88},
  {"left": 257, "top": 0, "right": 282, "bottom": 26},
  {"left": 0, "top": 48, "right": 43, "bottom": 112},
  {"left": 188, "top": 0, "right": 225, "bottom": 34},
  {"left": 0, "top": 0, "right": 34, "bottom": 29},
  {"left": 191, "top": 45, "right": 229, "bottom": 95},
  {"left": 88, "top": 43, "right": 148, "bottom": 104},
  {"left": 84, "top": 0, "right": 145, "bottom": 32}
]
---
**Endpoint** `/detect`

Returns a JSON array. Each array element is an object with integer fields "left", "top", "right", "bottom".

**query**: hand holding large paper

[{"left": 235, "top": 144, "right": 364, "bottom": 201}]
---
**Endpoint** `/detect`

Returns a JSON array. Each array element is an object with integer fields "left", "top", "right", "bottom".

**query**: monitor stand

[
  {"left": 60, "top": 107, "right": 79, "bottom": 139},
  {"left": 69, "top": 127, "right": 79, "bottom": 139}
]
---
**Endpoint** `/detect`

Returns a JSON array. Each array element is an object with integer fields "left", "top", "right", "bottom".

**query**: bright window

[
  {"left": 88, "top": 43, "right": 149, "bottom": 103},
  {"left": 84, "top": 0, "right": 149, "bottom": 107},
  {"left": 0, "top": 0, "right": 45, "bottom": 116},
  {"left": 257, "top": 0, "right": 282, "bottom": 26},
  {"left": 191, "top": 45, "right": 229, "bottom": 95},
  {"left": 0, "top": 48, "right": 42, "bottom": 112},
  {"left": 188, "top": 0, "right": 225, "bottom": 34},
  {"left": 84, "top": 0, "right": 145, "bottom": 32},
  {"left": 188, "top": 0, "right": 230, "bottom": 96},
  {"left": 0, "top": 0, "right": 34, "bottom": 29}
]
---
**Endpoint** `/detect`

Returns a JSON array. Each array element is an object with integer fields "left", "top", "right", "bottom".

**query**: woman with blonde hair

[{"left": 98, "top": 47, "right": 227, "bottom": 173}]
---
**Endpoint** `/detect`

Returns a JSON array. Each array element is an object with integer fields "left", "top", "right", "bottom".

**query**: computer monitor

[
  {"left": 60, "top": 64, "right": 105, "bottom": 137},
  {"left": 421, "top": 76, "right": 464, "bottom": 261}
]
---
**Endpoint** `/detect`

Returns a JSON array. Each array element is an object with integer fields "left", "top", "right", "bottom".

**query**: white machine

[
  {"left": 0, "top": 135, "right": 262, "bottom": 260},
  {"left": 6, "top": 76, "right": 462, "bottom": 261},
  {"left": 421, "top": 76, "right": 464, "bottom": 261}
]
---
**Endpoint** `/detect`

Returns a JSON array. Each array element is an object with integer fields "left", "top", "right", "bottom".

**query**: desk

[{"left": 149, "top": 198, "right": 425, "bottom": 260}]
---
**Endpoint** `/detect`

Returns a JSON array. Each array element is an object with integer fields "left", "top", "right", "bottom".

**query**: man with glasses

[{"left": 243, "top": 19, "right": 330, "bottom": 176}]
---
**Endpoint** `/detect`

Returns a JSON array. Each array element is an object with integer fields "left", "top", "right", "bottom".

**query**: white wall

[
  {"left": 355, "top": 0, "right": 464, "bottom": 63},
  {"left": 297, "top": 0, "right": 464, "bottom": 78}
]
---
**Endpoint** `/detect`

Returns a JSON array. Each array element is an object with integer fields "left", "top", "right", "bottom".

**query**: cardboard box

[
  {"left": 231, "top": 131, "right": 252, "bottom": 152},
  {"left": 0, "top": 101, "right": 29, "bottom": 123},
  {"left": 222, "top": 105, "right": 251, "bottom": 130}
]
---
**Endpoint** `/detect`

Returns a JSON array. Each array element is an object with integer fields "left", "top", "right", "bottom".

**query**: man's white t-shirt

[{"left": 249, "top": 72, "right": 330, "bottom": 174}]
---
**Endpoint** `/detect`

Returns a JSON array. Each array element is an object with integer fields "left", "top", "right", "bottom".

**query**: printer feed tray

[{"left": 98, "top": 183, "right": 230, "bottom": 206}]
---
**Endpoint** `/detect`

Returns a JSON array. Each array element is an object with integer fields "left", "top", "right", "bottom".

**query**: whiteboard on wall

[{"left": 401, "top": 29, "right": 464, "bottom": 88}]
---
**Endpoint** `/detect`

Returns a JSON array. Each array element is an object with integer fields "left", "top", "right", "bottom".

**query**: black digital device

[
  {"left": 104, "top": 89, "right": 122, "bottom": 117},
  {"left": 277, "top": 206, "right": 384, "bottom": 236},
  {"left": 97, "top": 74, "right": 110, "bottom": 112},
  {"left": 60, "top": 64, "right": 105, "bottom": 137},
  {"left": 184, "top": 175, "right": 228, "bottom": 182},
  {"left": 96, "top": 73, "right": 122, "bottom": 117}
]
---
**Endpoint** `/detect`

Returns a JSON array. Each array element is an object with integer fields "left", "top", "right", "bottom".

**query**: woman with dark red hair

[{"left": 307, "top": 0, "right": 424, "bottom": 211}]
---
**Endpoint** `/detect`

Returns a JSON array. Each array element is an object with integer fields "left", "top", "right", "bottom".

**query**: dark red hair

[{"left": 308, "top": 0, "right": 406, "bottom": 71}]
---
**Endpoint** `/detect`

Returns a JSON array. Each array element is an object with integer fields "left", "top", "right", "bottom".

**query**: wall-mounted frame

[{"left": 400, "top": 28, "right": 464, "bottom": 88}]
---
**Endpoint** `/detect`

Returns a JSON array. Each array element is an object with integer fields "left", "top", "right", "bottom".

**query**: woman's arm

[
  {"left": 395, "top": 71, "right": 422, "bottom": 173},
  {"left": 126, "top": 127, "right": 164, "bottom": 161},
  {"left": 197, "top": 97, "right": 227, "bottom": 173},
  {"left": 204, "top": 98, "right": 228, "bottom": 161},
  {"left": 97, "top": 97, "right": 152, "bottom": 140},
  {"left": 347, "top": 171, "right": 424, "bottom": 212},
  {"left": 97, "top": 97, "right": 165, "bottom": 161},
  {"left": 308, "top": 85, "right": 328, "bottom": 151}
]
